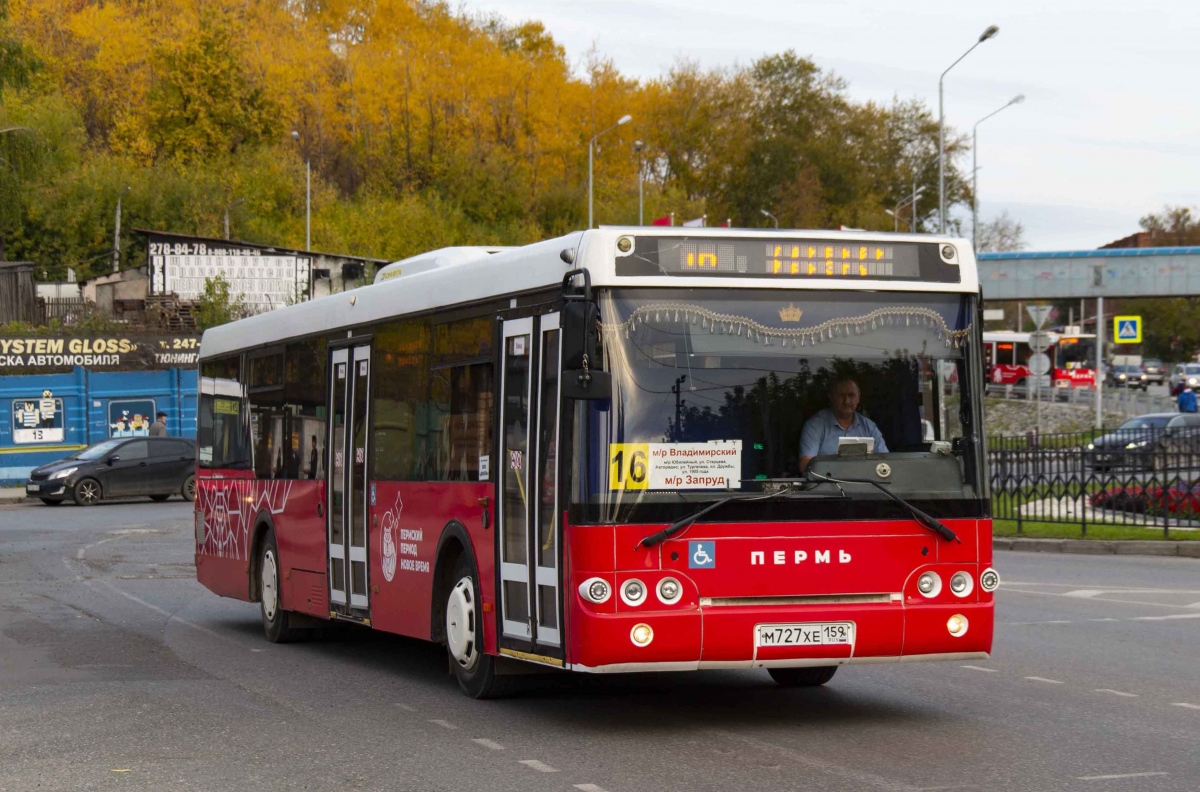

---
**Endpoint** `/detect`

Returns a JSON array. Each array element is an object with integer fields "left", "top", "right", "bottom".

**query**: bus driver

[{"left": 799, "top": 377, "right": 888, "bottom": 472}]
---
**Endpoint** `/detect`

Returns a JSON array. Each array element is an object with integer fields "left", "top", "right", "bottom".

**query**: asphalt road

[{"left": 2, "top": 499, "right": 1198, "bottom": 792}]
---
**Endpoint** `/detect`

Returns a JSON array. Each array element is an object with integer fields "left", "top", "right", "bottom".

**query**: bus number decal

[{"left": 609, "top": 443, "right": 649, "bottom": 491}]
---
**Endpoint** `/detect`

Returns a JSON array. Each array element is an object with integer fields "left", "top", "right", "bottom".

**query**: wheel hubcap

[
  {"left": 262, "top": 549, "right": 278, "bottom": 622},
  {"left": 81, "top": 482, "right": 97, "bottom": 502},
  {"left": 185, "top": 478, "right": 195, "bottom": 498},
  {"left": 446, "top": 576, "right": 478, "bottom": 671}
]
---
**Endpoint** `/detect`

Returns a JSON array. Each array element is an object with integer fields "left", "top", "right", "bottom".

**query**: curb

[{"left": 995, "top": 537, "right": 1200, "bottom": 559}]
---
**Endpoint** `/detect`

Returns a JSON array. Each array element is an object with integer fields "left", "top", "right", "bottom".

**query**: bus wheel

[
  {"left": 768, "top": 666, "right": 838, "bottom": 687},
  {"left": 445, "top": 554, "right": 511, "bottom": 699},
  {"left": 260, "top": 530, "right": 304, "bottom": 643}
]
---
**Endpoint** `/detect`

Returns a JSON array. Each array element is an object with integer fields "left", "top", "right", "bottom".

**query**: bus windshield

[{"left": 572, "top": 288, "right": 980, "bottom": 523}]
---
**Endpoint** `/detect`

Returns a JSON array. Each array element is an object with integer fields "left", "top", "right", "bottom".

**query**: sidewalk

[
  {"left": 0, "top": 487, "right": 29, "bottom": 502},
  {"left": 995, "top": 537, "right": 1200, "bottom": 558}
]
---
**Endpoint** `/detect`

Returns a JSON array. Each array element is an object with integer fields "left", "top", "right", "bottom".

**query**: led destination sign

[{"left": 615, "top": 237, "right": 958, "bottom": 283}]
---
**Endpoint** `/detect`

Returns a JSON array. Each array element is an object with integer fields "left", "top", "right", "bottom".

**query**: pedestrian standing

[
  {"left": 1178, "top": 387, "right": 1197, "bottom": 414},
  {"left": 150, "top": 411, "right": 168, "bottom": 436}
]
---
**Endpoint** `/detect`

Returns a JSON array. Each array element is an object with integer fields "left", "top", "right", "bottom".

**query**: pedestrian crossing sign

[{"left": 1113, "top": 315, "right": 1142, "bottom": 344}]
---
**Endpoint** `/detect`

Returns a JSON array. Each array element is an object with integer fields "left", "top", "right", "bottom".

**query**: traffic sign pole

[{"left": 1096, "top": 297, "right": 1104, "bottom": 430}]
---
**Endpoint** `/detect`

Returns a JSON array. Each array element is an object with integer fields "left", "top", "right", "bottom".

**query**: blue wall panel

[{"left": 0, "top": 367, "right": 196, "bottom": 485}]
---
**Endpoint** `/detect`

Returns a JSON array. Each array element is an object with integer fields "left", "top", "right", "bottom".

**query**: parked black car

[
  {"left": 1084, "top": 413, "right": 1200, "bottom": 472},
  {"left": 26, "top": 437, "right": 196, "bottom": 506}
]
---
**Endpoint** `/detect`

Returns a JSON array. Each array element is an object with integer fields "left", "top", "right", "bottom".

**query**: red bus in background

[
  {"left": 195, "top": 229, "right": 996, "bottom": 698},
  {"left": 983, "top": 331, "right": 1097, "bottom": 390}
]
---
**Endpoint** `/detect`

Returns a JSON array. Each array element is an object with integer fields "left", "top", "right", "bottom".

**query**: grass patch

[{"left": 994, "top": 519, "right": 1199, "bottom": 541}]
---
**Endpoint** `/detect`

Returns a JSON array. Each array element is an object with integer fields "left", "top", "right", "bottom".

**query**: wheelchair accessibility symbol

[{"left": 689, "top": 541, "right": 715, "bottom": 569}]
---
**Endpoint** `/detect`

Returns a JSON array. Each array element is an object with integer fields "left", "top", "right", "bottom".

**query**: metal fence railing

[{"left": 988, "top": 427, "right": 1200, "bottom": 537}]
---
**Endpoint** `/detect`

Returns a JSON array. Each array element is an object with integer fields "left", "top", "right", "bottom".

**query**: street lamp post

[
  {"left": 760, "top": 209, "right": 779, "bottom": 228},
  {"left": 224, "top": 198, "right": 245, "bottom": 241},
  {"left": 112, "top": 186, "right": 130, "bottom": 273},
  {"left": 633, "top": 139, "right": 645, "bottom": 226},
  {"left": 291, "top": 130, "right": 310, "bottom": 250},
  {"left": 588, "top": 114, "right": 632, "bottom": 229},
  {"left": 972, "top": 94, "right": 1024, "bottom": 250},
  {"left": 889, "top": 186, "right": 925, "bottom": 231},
  {"left": 939, "top": 25, "right": 999, "bottom": 233}
]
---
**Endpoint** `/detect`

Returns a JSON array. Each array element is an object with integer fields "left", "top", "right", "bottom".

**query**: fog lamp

[
  {"left": 947, "top": 614, "right": 969, "bottom": 637},
  {"left": 630, "top": 623, "right": 654, "bottom": 646},
  {"left": 917, "top": 572, "right": 941, "bottom": 598}
]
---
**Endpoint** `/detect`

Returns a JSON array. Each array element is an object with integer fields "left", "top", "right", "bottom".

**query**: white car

[{"left": 1169, "top": 363, "right": 1200, "bottom": 394}]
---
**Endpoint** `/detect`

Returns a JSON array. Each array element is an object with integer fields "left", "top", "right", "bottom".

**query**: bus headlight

[
  {"left": 917, "top": 572, "right": 942, "bottom": 598},
  {"left": 630, "top": 623, "right": 654, "bottom": 646},
  {"left": 656, "top": 577, "right": 682, "bottom": 605},
  {"left": 621, "top": 579, "right": 647, "bottom": 606},
  {"left": 949, "top": 572, "right": 974, "bottom": 597},
  {"left": 947, "top": 614, "right": 969, "bottom": 637},
  {"left": 578, "top": 577, "right": 611, "bottom": 604},
  {"left": 979, "top": 568, "right": 1000, "bottom": 593}
]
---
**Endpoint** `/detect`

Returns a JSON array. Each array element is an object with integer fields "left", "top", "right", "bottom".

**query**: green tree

[
  {"left": 194, "top": 274, "right": 247, "bottom": 331},
  {"left": 1138, "top": 205, "right": 1200, "bottom": 246}
]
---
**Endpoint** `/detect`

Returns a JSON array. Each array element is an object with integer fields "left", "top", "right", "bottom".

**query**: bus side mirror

[
  {"left": 561, "top": 270, "right": 611, "bottom": 400},
  {"left": 561, "top": 299, "right": 611, "bottom": 400}
]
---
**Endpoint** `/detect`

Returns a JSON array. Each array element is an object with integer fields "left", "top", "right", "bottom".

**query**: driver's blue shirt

[{"left": 800, "top": 408, "right": 888, "bottom": 458}]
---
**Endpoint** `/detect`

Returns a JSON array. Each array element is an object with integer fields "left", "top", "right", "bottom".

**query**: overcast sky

[{"left": 468, "top": 0, "right": 1200, "bottom": 251}]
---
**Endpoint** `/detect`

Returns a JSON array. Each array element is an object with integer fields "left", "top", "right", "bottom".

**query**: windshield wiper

[
  {"left": 636, "top": 484, "right": 829, "bottom": 549},
  {"left": 804, "top": 470, "right": 959, "bottom": 543}
]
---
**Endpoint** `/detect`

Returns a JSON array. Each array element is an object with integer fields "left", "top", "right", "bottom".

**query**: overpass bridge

[{"left": 978, "top": 246, "right": 1200, "bottom": 300}]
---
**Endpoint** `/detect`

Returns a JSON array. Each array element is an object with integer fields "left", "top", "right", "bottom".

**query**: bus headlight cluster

[
  {"left": 578, "top": 577, "right": 611, "bottom": 604},
  {"left": 949, "top": 571, "right": 974, "bottom": 598},
  {"left": 917, "top": 572, "right": 942, "bottom": 598},
  {"left": 620, "top": 579, "right": 647, "bottom": 607},
  {"left": 947, "top": 614, "right": 969, "bottom": 637},
  {"left": 656, "top": 577, "right": 683, "bottom": 605},
  {"left": 979, "top": 568, "right": 1000, "bottom": 593}
]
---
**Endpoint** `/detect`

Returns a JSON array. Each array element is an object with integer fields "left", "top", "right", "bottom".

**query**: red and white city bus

[
  {"left": 983, "top": 330, "right": 1097, "bottom": 390},
  {"left": 195, "top": 229, "right": 996, "bottom": 697}
]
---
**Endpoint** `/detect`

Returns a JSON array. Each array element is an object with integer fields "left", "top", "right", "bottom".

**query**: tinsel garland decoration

[{"left": 601, "top": 303, "right": 972, "bottom": 348}]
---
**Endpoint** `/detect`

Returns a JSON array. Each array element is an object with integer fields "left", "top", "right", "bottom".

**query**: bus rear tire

[
  {"left": 445, "top": 554, "right": 513, "bottom": 699},
  {"left": 260, "top": 530, "right": 304, "bottom": 643},
  {"left": 768, "top": 666, "right": 838, "bottom": 687}
]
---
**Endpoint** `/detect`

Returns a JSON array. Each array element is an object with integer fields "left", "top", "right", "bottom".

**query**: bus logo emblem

[{"left": 689, "top": 541, "right": 715, "bottom": 569}]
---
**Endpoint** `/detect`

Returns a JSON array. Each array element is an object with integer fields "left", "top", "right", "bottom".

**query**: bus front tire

[
  {"left": 768, "top": 666, "right": 838, "bottom": 688},
  {"left": 260, "top": 530, "right": 304, "bottom": 643},
  {"left": 445, "top": 554, "right": 512, "bottom": 699}
]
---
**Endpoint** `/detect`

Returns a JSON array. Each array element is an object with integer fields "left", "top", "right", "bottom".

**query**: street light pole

[
  {"left": 634, "top": 139, "right": 645, "bottom": 225},
  {"left": 588, "top": 114, "right": 632, "bottom": 229},
  {"left": 112, "top": 186, "right": 130, "bottom": 273},
  {"left": 972, "top": 94, "right": 1024, "bottom": 250},
  {"left": 224, "top": 198, "right": 245, "bottom": 241},
  {"left": 760, "top": 209, "right": 779, "bottom": 228},
  {"left": 939, "top": 24, "right": 999, "bottom": 233},
  {"left": 291, "top": 130, "right": 310, "bottom": 250}
]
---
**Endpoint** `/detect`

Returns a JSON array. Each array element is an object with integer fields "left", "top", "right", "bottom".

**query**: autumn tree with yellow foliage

[{"left": 0, "top": 0, "right": 971, "bottom": 279}]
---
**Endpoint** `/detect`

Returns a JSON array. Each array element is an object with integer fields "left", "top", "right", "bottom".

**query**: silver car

[{"left": 1169, "top": 363, "right": 1200, "bottom": 395}]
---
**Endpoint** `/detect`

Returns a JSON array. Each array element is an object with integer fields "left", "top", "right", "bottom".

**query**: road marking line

[
  {"left": 1063, "top": 590, "right": 1105, "bottom": 598},
  {"left": 1134, "top": 613, "right": 1200, "bottom": 621},
  {"left": 473, "top": 738, "right": 505, "bottom": 751},
  {"left": 1077, "top": 772, "right": 1168, "bottom": 781},
  {"left": 429, "top": 719, "right": 457, "bottom": 730},
  {"left": 960, "top": 665, "right": 997, "bottom": 673},
  {"left": 575, "top": 785, "right": 609, "bottom": 792},
  {"left": 1170, "top": 702, "right": 1200, "bottom": 710},
  {"left": 1024, "top": 676, "right": 1065, "bottom": 684},
  {"left": 1087, "top": 618, "right": 1119, "bottom": 622},
  {"left": 394, "top": 703, "right": 415, "bottom": 711},
  {"left": 519, "top": 760, "right": 559, "bottom": 773},
  {"left": 1094, "top": 689, "right": 1138, "bottom": 698}
]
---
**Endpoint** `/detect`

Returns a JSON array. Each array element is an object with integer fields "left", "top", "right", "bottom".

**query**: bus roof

[{"left": 200, "top": 228, "right": 978, "bottom": 360}]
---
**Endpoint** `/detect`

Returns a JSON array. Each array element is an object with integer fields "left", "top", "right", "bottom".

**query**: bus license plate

[{"left": 756, "top": 622, "right": 854, "bottom": 648}]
